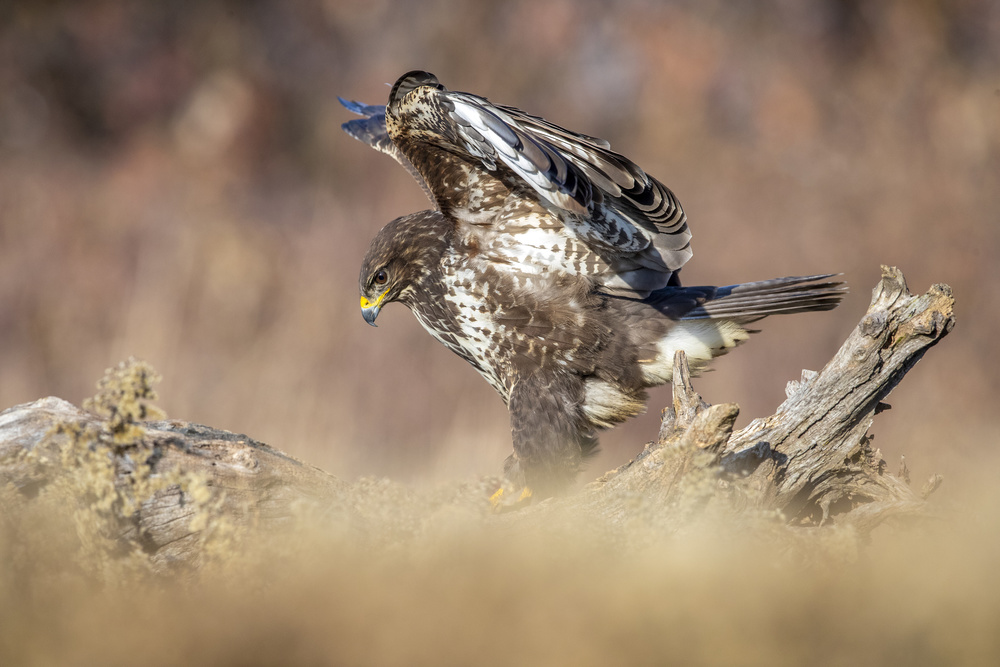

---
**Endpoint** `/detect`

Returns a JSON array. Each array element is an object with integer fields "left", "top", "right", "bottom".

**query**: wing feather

[
  {"left": 338, "top": 97, "right": 436, "bottom": 204},
  {"left": 343, "top": 71, "right": 694, "bottom": 298}
]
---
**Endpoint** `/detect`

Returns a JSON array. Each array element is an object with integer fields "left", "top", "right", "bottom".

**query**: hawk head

[{"left": 359, "top": 210, "right": 451, "bottom": 326}]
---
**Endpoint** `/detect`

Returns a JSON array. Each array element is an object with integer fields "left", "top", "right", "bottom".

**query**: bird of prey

[{"left": 341, "top": 71, "right": 845, "bottom": 499}]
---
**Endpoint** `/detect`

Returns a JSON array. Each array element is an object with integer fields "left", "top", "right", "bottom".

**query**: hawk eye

[{"left": 374, "top": 269, "right": 388, "bottom": 285}]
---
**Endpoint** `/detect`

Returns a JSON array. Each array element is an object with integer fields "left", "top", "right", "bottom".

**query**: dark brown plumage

[{"left": 347, "top": 72, "right": 846, "bottom": 497}]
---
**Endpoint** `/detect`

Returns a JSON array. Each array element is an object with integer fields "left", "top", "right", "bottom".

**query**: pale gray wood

[{"left": 584, "top": 266, "right": 953, "bottom": 534}]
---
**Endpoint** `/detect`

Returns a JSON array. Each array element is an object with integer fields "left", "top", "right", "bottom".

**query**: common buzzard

[{"left": 342, "top": 71, "right": 845, "bottom": 499}]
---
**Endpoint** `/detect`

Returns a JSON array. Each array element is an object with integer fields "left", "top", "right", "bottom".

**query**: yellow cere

[{"left": 360, "top": 288, "right": 390, "bottom": 310}]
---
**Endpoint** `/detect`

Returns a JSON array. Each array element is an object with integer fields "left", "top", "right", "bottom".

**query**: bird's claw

[{"left": 489, "top": 485, "right": 533, "bottom": 513}]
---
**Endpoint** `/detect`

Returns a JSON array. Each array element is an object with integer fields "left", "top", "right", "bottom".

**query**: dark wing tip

[
  {"left": 389, "top": 71, "right": 443, "bottom": 106},
  {"left": 341, "top": 116, "right": 385, "bottom": 145},
  {"left": 338, "top": 97, "right": 385, "bottom": 118}
]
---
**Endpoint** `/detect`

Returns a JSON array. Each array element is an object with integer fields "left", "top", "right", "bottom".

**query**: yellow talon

[
  {"left": 489, "top": 487, "right": 504, "bottom": 509},
  {"left": 490, "top": 486, "right": 533, "bottom": 512}
]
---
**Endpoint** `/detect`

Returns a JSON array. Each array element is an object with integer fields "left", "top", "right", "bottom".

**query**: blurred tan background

[{"left": 0, "top": 0, "right": 995, "bottom": 495}]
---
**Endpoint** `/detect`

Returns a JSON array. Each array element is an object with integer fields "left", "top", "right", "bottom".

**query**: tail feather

[{"left": 680, "top": 274, "right": 847, "bottom": 323}]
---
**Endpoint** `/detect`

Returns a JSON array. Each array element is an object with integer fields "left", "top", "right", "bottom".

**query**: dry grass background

[{"left": 1, "top": 0, "right": 998, "bottom": 664}]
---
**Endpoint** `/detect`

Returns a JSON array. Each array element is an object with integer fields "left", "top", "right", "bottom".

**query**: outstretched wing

[
  {"left": 344, "top": 71, "right": 693, "bottom": 298},
  {"left": 339, "top": 97, "right": 436, "bottom": 203}
]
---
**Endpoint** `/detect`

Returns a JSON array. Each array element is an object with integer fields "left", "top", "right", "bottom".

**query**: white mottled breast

[{"left": 411, "top": 255, "right": 513, "bottom": 400}]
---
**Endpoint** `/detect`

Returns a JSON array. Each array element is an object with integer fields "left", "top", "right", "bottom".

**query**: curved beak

[
  {"left": 360, "top": 291, "right": 388, "bottom": 327},
  {"left": 361, "top": 303, "right": 380, "bottom": 327}
]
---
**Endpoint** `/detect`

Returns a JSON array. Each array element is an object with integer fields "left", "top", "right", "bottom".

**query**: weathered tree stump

[
  {"left": 0, "top": 267, "right": 954, "bottom": 569},
  {"left": 583, "top": 266, "right": 952, "bottom": 534}
]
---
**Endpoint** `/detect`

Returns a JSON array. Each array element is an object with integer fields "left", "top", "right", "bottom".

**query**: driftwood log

[{"left": 0, "top": 267, "right": 954, "bottom": 569}]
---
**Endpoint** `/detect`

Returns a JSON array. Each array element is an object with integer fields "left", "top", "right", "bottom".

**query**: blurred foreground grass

[
  {"left": 3, "top": 463, "right": 998, "bottom": 666},
  {"left": 2, "top": 361, "right": 998, "bottom": 667}
]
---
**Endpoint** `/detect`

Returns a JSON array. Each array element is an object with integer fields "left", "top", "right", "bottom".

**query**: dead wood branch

[{"left": 586, "top": 266, "right": 954, "bottom": 534}]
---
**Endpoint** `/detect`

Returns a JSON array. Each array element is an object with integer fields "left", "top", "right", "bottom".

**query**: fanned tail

[{"left": 678, "top": 274, "right": 847, "bottom": 323}]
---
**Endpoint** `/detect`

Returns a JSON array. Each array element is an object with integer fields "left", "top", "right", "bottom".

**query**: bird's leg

[{"left": 503, "top": 372, "right": 585, "bottom": 501}]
